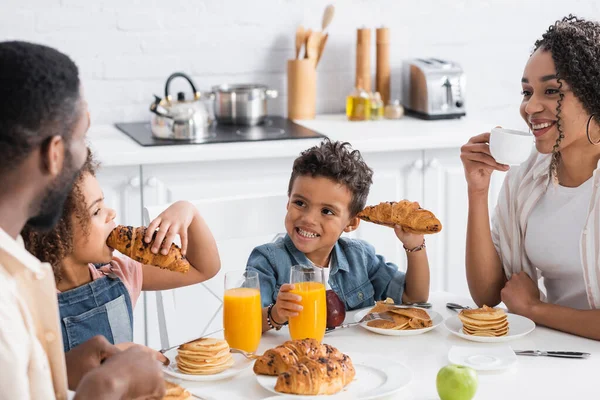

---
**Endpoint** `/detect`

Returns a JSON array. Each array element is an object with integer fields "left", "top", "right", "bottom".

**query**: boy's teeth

[
  {"left": 298, "top": 228, "right": 318, "bottom": 238},
  {"left": 532, "top": 122, "right": 553, "bottom": 130}
]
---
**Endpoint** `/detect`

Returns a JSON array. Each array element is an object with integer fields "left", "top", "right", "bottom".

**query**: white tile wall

[{"left": 2, "top": 0, "right": 599, "bottom": 127}]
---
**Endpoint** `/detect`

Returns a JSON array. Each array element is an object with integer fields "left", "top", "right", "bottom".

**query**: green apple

[{"left": 436, "top": 364, "right": 478, "bottom": 400}]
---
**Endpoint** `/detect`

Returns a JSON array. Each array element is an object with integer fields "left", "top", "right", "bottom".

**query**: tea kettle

[{"left": 150, "top": 72, "right": 212, "bottom": 140}]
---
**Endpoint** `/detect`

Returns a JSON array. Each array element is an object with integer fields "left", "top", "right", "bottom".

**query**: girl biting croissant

[{"left": 22, "top": 150, "right": 221, "bottom": 352}]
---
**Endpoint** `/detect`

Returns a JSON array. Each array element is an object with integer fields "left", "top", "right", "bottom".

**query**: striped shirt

[{"left": 491, "top": 150, "right": 600, "bottom": 309}]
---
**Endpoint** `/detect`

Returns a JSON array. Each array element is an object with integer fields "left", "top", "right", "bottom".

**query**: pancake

[
  {"left": 176, "top": 337, "right": 234, "bottom": 375},
  {"left": 459, "top": 305, "right": 508, "bottom": 337},
  {"left": 163, "top": 381, "right": 191, "bottom": 400}
]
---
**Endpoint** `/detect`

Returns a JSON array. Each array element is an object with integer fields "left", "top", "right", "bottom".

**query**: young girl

[{"left": 22, "top": 151, "right": 221, "bottom": 351}]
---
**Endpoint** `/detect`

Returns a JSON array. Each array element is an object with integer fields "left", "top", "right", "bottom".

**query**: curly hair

[
  {"left": 22, "top": 150, "right": 99, "bottom": 283},
  {"left": 288, "top": 139, "right": 374, "bottom": 216},
  {"left": 0, "top": 41, "right": 81, "bottom": 174},
  {"left": 533, "top": 15, "right": 600, "bottom": 183}
]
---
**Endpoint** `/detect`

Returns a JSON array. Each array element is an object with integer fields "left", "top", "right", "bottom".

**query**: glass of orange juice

[
  {"left": 288, "top": 264, "right": 326, "bottom": 342},
  {"left": 223, "top": 270, "right": 262, "bottom": 353}
]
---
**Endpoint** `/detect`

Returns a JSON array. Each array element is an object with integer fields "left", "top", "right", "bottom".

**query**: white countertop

[
  {"left": 172, "top": 291, "right": 599, "bottom": 400},
  {"left": 87, "top": 114, "right": 499, "bottom": 167}
]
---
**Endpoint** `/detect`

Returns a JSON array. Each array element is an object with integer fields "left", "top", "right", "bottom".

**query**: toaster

[{"left": 401, "top": 58, "right": 466, "bottom": 119}]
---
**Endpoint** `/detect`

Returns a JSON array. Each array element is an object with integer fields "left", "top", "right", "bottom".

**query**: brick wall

[{"left": 2, "top": 0, "right": 599, "bottom": 126}]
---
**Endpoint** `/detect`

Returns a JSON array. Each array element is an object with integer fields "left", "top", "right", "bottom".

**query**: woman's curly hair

[
  {"left": 533, "top": 15, "right": 600, "bottom": 182},
  {"left": 288, "top": 139, "right": 374, "bottom": 216},
  {"left": 22, "top": 150, "right": 99, "bottom": 283}
]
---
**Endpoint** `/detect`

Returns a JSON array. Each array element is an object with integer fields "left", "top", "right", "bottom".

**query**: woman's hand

[
  {"left": 114, "top": 342, "right": 169, "bottom": 366},
  {"left": 272, "top": 284, "right": 303, "bottom": 323},
  {"left": 501, "top": 271, "right": 541, "bottom": 317},
  {"left": 393, "top": 225, "right": 424, "bottom": 249},
  {"left": 460, "top": 132, "right": 510, "bottom": 194},
  {"left": 144, "top": 200, "right": 199, "bottom": 256}
]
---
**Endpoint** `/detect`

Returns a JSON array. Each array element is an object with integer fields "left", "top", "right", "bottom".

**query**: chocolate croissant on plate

[
  {"left": 357, "top": 200, "right": 442, "bottom": 234},
  {"left": 253, "top": 339, "right": 344, "bottom": 376},
  {"left": 274, "top": 355, "right": 355, "bottom": 396},
  {"left": 106, "top": 225, "right": 190, "bottom": 273}
]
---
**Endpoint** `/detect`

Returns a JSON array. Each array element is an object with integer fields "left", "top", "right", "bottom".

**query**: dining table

[{"left": 170, "top": 291, "right": 600, "bottom": 399}]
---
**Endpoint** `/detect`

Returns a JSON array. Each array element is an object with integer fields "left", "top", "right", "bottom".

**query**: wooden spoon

[
  {"left": 303, "top": 28, "right": 313, "bottom": 59},
  {"left": 315, "top": 33, "right": 329, "bottom": 67},
  {"left": 305, "top": 31, "right": 321, "bottom": 68},
  {"left": 295, "top": 25, "right": 305, "bottom": 59},
  {"left": 321, "top": 4, "right": 335, "bottom": 32}
]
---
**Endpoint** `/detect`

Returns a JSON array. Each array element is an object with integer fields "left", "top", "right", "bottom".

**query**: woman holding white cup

[{"left": 460, "top": 15, "right": 600, "bottom": 341}]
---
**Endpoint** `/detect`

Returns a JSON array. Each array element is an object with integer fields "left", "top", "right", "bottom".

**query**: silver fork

[
  {"left": 325, "top": 312, "right": 394, "bottom": 334},
  {"left": 230, "top": 348, "right": 261, "bottom": 360}
]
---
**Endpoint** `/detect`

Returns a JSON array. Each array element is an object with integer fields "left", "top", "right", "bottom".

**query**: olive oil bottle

[{"left": 346, "top": 80, "right": 371, "bottom": 121}]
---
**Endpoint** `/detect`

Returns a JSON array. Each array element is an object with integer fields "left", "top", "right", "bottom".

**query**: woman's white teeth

[
  {"left": 532, "top": 122, "right": 553, "bottom": 130},
  {"left": 298, "top": 228, "right": 319, "bottom": 238}
]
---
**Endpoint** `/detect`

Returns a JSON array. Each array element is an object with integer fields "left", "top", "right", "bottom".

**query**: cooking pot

[
  {"left": 212, "top": 84, "right": 278, "bottom": 126},
  {"left": 150, "top": 72, "right": 212, "bottom": 140}
]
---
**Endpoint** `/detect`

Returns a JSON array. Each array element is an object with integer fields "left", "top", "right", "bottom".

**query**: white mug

[{"left": 489, "top": 127, "right": 533, "bottom": 165}]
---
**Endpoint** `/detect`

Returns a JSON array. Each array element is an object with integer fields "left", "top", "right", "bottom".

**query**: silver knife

[
  {"left": 514, "top": 350, "right": 591, "bottom": 359},
  {"left": 159, "top": 328, "right": 224, "bottom": 354}
]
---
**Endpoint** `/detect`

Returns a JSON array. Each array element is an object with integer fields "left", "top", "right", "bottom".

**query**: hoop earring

[{"left": 586, "top": 114, "right": 600, "bottom": 145}]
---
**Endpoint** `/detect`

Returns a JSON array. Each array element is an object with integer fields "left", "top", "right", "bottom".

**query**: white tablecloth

[{"left": 173, "top": 292, "right": 599, "bottom": 399}]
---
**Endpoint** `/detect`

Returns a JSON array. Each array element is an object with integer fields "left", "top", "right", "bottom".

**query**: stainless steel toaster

[{"left": 401, "top": 58, "right": 466, "bottom": 119}]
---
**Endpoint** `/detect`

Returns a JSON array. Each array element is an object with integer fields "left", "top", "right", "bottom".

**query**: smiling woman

[{"left": 460, "top": 15, "right": 600, "bottom": 341}]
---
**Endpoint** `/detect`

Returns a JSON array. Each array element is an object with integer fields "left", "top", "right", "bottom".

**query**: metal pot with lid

[
  {"left": 212, "top": 84, "right": 278, "bottom": 126},
  {"left": 150, "top": 72, "right": 212, "bottom": 140}
]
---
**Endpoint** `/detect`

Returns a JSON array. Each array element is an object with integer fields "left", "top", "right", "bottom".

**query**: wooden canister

[
  {"left": 355, "top": 28, "right": 371, "bottom": 92},
  {"left": 287, "top": 59, "right": 316, "bottom": 120},
  {"left": 376, "top": 27, "right": 390, "bottom": 105}
]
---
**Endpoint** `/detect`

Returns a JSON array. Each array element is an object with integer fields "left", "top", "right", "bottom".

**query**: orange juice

[
  {"left": 223, "top": 287, "right": 261, "bottom": 353},
  {"left": 288, "top": 281, "right": 326, "bottom": 342}
]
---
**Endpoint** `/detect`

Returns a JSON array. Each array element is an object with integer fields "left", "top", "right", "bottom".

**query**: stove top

[{"left": 115, "top": 116, "right": 325, "bottom": 147}]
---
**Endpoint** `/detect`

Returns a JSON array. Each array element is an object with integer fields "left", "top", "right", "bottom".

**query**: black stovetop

[{"left": 115, "top": 116, "right": 325, "bottom": 147}]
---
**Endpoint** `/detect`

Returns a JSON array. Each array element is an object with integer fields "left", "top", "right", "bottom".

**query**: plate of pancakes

[
  {"left": 354, "top": 302, "right": 443, "bottom": 336},
  {"left": 444, "top": 305, "right": 535, "bottom": 343},
  {"left": 163, "top": 337, "right": 252, "bottom": 381}
]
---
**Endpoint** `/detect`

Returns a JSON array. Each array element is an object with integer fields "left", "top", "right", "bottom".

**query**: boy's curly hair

[
  {"left": 288, "top": 139, "right": 373, "bottom": 216},
  {"left": 22, "top": 149, "right": 99, "bottom": 283},
  {"left": 533, "top": 15, "right": 600, "bottom": 182}
]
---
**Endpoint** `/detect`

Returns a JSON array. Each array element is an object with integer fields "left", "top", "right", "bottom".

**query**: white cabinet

[{"left": 95, "top": 165, "right": 146, "bottom": 345}]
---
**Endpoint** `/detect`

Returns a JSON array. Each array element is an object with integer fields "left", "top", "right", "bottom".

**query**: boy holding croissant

[
  {"left": 246, "top": 139, "right": 433, "bottom": 332},
  {"left": 22, "top": 150, "right": 221, "bottom": 352}
]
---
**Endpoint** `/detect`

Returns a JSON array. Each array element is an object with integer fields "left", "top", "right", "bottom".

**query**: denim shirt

[{"left": 246, "top": 235, "right": 406, "bottom": 311}]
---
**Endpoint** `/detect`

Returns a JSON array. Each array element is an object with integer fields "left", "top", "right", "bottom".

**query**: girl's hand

[
  {"left": 144, "top": 200, "right": 199, "bottom": 256},
  {"left": 114, "top": 342, "right": 169, "bottom": 366},
  {"left": 394, "top": 225, "right": 424, "bottom": 250},
  {"left": 460, "top": 131, "right": 510, "bottom": 195},
  {"left": 272, "top": 284, "right": 303, "bottom": 323}
]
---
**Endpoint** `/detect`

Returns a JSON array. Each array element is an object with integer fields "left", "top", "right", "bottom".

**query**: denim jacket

[{"left": 246, "top": 235, "right": 405, "bottom": 311}]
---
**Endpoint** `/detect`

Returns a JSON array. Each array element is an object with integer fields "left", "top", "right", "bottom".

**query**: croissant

[
  {"left": 357, "top": 200, "right": 442, "bottom": 234},
  {"left": 274, "top": 355, "right": 355, "bottom": 396},
  {"left": 253, "top": 339, "right": 344, "bottom": 376},
  {"left": 106, "top": 225, "right": 190, "bottom": 273}
]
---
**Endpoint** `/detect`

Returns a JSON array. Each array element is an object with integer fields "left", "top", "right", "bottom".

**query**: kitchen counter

[{"left": 87, "top": 114, "right": 497, "bottom": 167}]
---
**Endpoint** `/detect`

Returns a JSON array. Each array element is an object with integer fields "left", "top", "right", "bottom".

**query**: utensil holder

[{"left": 287, "top": 59, "right": 316, "bottom": 120}]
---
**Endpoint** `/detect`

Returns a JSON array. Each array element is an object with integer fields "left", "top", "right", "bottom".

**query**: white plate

[
  {"left": 448, "top": 345, "right": 518, "bottom": 371},
  {"left": 162, "top": 348, "right": 253, "bottom": 382},
  {"left": 256, "top": 353, "right": 412, "bottom": 399},
  {"left": 353, "top": 307, "right": 443, "bottom": 336},
  {"left": 444, "top": 314, "right": 535, "bottom": 343}
]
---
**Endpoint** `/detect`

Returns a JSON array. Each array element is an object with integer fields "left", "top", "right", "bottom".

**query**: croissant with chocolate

[
  {"left": 253, "top": 339, "right": 344, "bottom": 376},
  {"left": 357, "top": 200, "right": 442, "bottom": 234},
  {"left": 274, "top": 355, "right": 355, "bottom": 396},
  {"left": 106, "top": 225, "right": 190, "bottom": 273}
]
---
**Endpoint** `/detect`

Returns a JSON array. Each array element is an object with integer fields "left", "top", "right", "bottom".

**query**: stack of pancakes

[
  {"left": 366, "top": 301, "right": 433, "bottom": 330},
  {"left": 176, "top": 338, "right": 235, "bottom": 375},
  {"left": 458, "top": 305, "right": 509, "bottom": 337},
  {"left": 163, "top": 381, "right": 191, "bottom": 400}
]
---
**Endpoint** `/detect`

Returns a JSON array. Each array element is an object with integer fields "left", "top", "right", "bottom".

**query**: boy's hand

[
  {"left": 272, "top": 284, "right": 303, "bottom": 323},
  {"left": 145, "top": 200, "right": 199, "bottom": 256},
  {"left": 393, "top": 225, "right": 425, "bottom": 250}
]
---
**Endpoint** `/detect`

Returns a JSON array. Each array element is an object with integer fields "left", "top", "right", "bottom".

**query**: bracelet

[
  {"left": 404, "top": 239, "right": 426, "bottom": 253},
  {"left": 267, "top": 303, "right": 287, "bottom": 330}
]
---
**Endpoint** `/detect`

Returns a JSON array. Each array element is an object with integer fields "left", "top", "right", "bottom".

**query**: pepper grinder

[
  {"left": 376, "top": 27, "right": 390, "bottom": 106},
  {"left": 355, "top": 28, "right": 371, "bottom": 92}
]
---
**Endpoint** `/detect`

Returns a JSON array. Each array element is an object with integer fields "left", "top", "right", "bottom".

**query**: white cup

[{"left": 489, "top": 127, "right": 533, "bottom": 165}]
